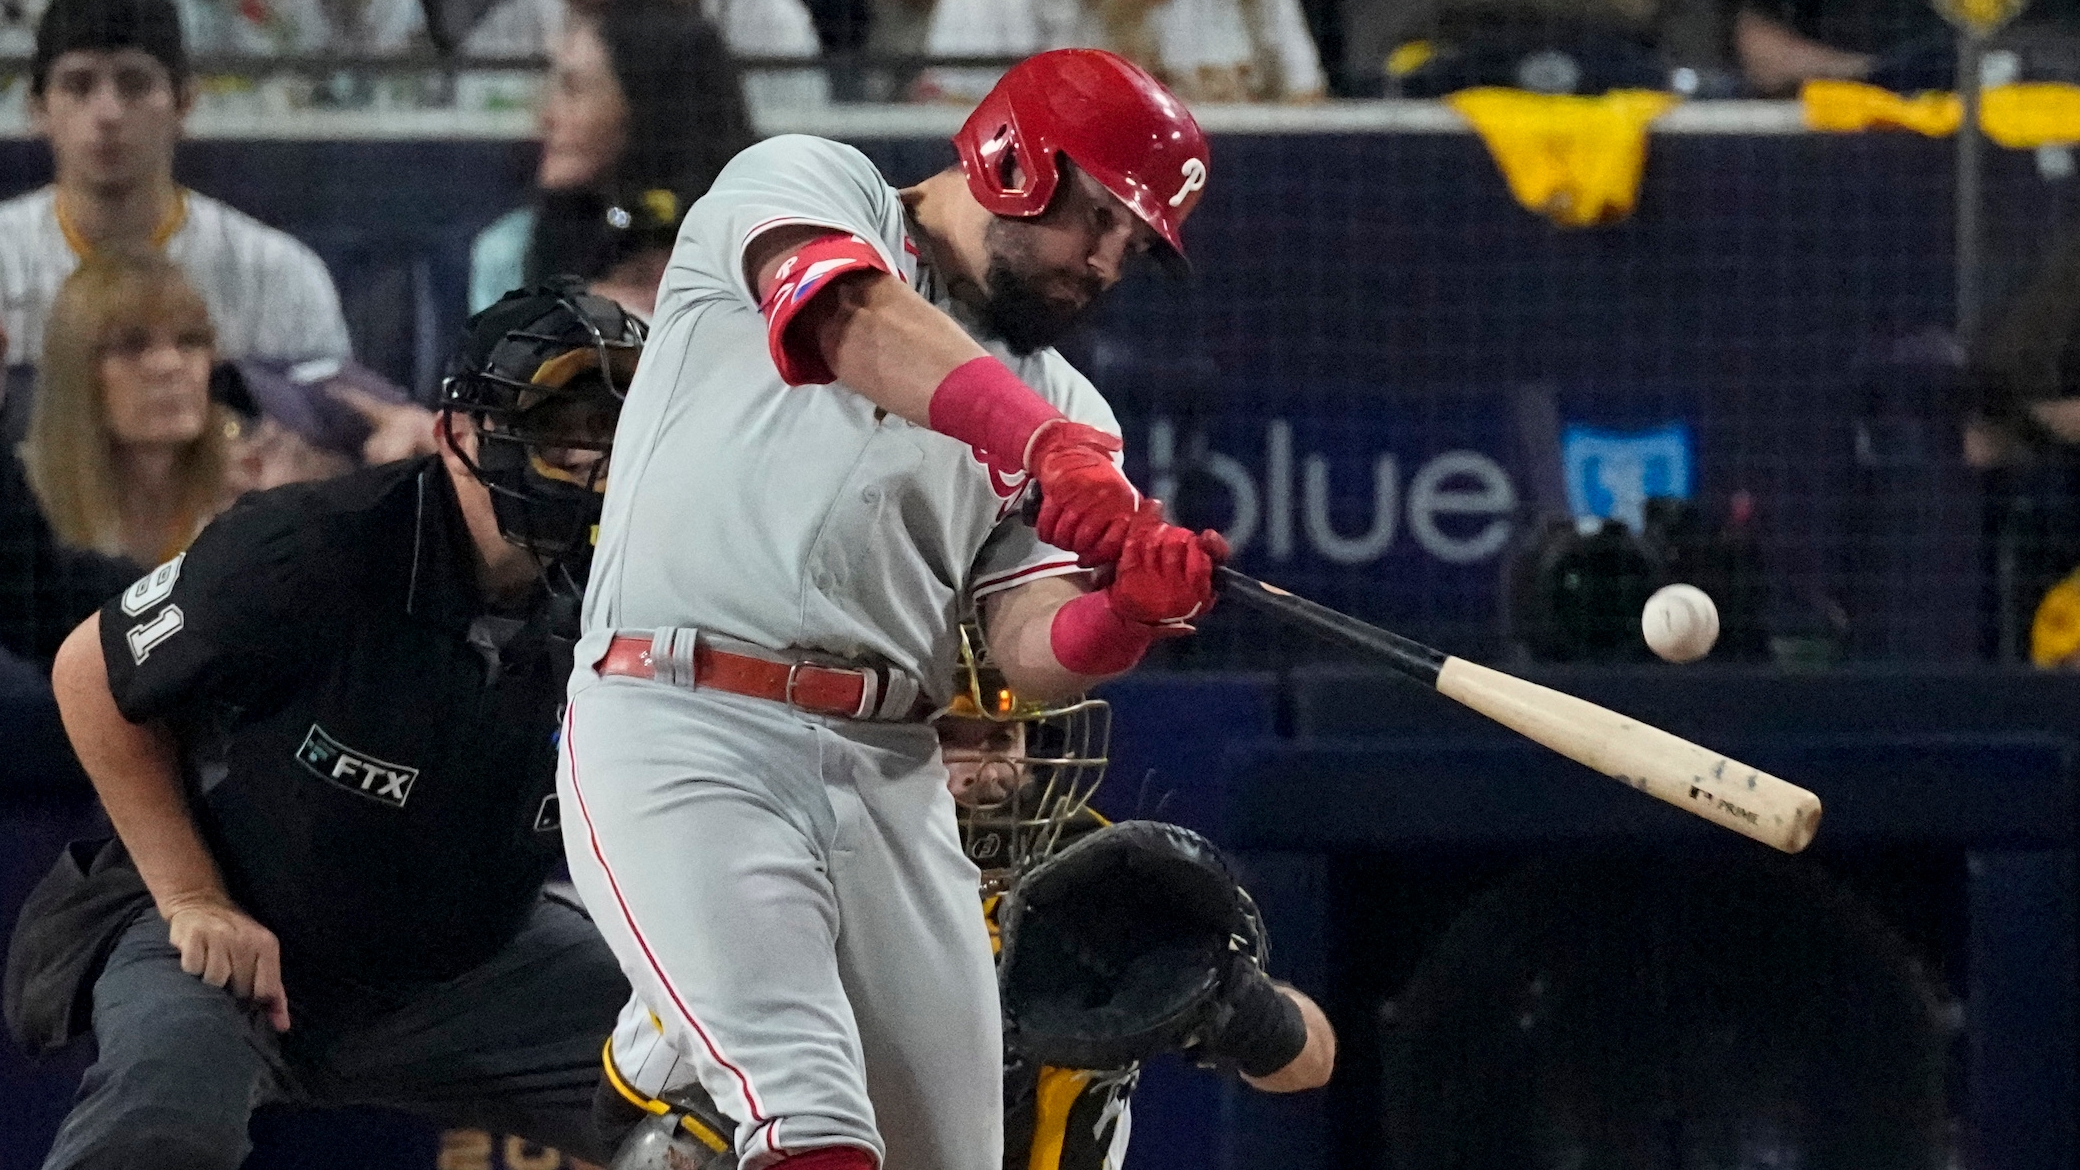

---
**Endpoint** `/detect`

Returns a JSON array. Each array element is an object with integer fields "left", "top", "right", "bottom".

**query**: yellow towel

[
  {"left": 1800, "top": 79, "right": 1961, "bottom": 136},
  {"left": 1983, "top": 83, "right": 2080, "bottom": 147},
  {"left": 1801, "top": 80, "right": 2080, "bottom": 147},
  {"left": 1446, "top": 88, "right": 1680, "bottom": 228}
]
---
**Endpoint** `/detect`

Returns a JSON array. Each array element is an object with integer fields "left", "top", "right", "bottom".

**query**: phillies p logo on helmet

[{"left": 1170, "top": 158, "right": 1208, "bottom": 209}]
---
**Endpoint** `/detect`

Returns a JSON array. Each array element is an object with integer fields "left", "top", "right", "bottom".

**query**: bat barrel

[
  {"left": 1211, "top": 567, "right": 1823, "bottom": 854},
  {"left": 1436, "top": 658, "right": 1824, "bottom": 853}
]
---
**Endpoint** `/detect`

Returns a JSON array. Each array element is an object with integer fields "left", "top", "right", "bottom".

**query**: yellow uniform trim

[
  {"left": 601, "top": 1038, "right": 671, "bottom": 1116},
  {"left": 983, "top": 893, "right": 1003, "bottom": 956},
  {"left": 599, "top": 1039, "right": 731, "bottom": 1153},
  {"left": 56, "top": 187, "right": 188, "bottom": 257},
  {"left": 1027, "top": 1067, "right": 1094, "bottom": 1170}
]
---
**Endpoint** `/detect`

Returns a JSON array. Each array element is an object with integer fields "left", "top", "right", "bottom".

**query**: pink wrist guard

[
  {"left": 1050, "top": 590, "right": 1155, "bottom": 676},
  {"left": 926, "top": 356, "right": 1063, "bottom": 476}
]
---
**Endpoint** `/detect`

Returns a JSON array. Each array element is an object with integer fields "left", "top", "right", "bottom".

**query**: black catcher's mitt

[{"left": 997, "top": 820, "right": 1265, "bottom": 1070}]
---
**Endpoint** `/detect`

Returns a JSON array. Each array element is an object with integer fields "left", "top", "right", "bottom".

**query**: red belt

[{"left": 595, "top": 632, "right": 930, "bottom": 722}]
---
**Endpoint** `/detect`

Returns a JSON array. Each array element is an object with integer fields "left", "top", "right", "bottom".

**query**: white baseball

[{"left": 1642, "top": 584, "right": 1719, "bottom": 663}]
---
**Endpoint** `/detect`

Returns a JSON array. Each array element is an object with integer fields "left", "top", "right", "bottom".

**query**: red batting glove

[
  {"left": 1106, "top": 501, "right": 1227, "bottom": 634},
  {"left": 1026, "top": 420, "right": 1141, "bottom": 567},
  {"left": 1049, "top": 507, "right": 1230, "bottom": 675}
]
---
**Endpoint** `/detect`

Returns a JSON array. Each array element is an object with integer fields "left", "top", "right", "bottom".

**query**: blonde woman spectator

[
  {"left": 919, "top": 0, "right": 1325, "bottom": 102},
  {"left": 20, "top": 251, "right": 235, "bottom": 565}
]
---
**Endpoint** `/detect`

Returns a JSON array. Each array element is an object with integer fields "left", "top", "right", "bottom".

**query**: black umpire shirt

[{"left": 97, "top": 455, "right": 573, "bottom": 988}]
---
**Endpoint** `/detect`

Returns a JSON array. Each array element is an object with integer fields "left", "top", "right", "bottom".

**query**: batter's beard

[{"left": 978, "top": 258, "right": 1101, "bottom": 356}]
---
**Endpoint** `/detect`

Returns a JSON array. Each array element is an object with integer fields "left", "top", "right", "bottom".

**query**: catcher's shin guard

[
  {"left": 609, "top": 1110, "right": 737, "bottom": 1170},
  {"left": 598, "top": 1038, "right": 737, "bottom": 1170}
]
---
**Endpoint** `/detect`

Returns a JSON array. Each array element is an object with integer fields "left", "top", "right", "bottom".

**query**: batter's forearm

[
  {"left": 981, "top": 575, "right": 1121, "bottom": 703},
  {"left": 52, "top": 615, "right": 229, "bottom": 915}
]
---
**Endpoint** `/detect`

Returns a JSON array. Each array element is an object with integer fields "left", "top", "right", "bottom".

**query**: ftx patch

[{"left": 296, "top": 724, "right": 418, "bottom": 808}]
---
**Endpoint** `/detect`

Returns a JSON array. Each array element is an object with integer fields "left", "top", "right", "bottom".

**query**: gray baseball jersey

[
  {"left": 579, "top": 133, "right": 1114, "bottom": 695},
  {"left": 563, "top": 135, "right": 1117, "bottom": 1170}
]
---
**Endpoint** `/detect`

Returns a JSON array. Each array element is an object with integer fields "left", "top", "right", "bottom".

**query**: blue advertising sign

[
  {"left": 1561, "top": 422, "right": 1693, "bottom": 532},
  {"left": 1117, "top": 389, "right": 1523, "bottom": 635}
]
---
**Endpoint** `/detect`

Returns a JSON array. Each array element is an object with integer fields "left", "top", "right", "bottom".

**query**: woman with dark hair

[{"left": 468, "top": 0, "right": 759, "bottom": 316}]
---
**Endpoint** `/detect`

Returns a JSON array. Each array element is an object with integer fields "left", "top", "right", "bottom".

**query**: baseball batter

[{"left": 560, "top": 49, "right": 1222, "bottom": 1170}]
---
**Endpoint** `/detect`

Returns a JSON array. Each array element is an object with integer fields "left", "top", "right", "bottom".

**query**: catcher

[
  {"left": 601, "top": 634, "right": 1334, "bottom": 1170},
  {"left": 945, "top": 634, "right": 1335, "bottom": 1169}
]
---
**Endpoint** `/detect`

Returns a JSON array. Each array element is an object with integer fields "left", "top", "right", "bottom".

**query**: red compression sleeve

[
  {"left": 758, "top": 232, "right": 891, "bottom": 385},
  {"left": 927, "top": 356, "right": 1065, "bottom": 477},
  {"left": 1049, "top": 590, "right": 1156, "bottom": 677}
]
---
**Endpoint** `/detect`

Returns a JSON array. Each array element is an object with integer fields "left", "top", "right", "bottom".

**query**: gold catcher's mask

[{"left": 937, "top": 624, "right": 1111, "bottom": 886}]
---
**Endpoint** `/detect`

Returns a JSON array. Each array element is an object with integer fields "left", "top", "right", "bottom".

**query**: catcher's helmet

[
  {"left": 937, "top": 624, "right": 1111, "bottom": 882},
  {"left": 954, "top": 49, "right": 1209, "bottom": 268},
  {"left": 442, "top": 281, "right": 644, "bottom": 565}
]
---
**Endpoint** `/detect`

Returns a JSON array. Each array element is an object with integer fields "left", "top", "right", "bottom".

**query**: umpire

[{"left": 5, "top": 284, "right": 643, "bottom": 1169}]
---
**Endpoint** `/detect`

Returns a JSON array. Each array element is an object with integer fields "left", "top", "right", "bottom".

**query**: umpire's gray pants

[{"left": 40, "top": 896, "right": 628, "bottom": 1170}]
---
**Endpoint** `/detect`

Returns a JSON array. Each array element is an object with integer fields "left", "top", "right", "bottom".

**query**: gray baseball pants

[{"left": 558, "top": 673, "right": 1001, "bottom": 1170}]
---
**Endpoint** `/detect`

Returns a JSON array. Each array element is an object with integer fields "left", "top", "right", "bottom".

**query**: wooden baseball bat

[{"left": 1214, "top": 567, "right": 1823, "bottom": 853}]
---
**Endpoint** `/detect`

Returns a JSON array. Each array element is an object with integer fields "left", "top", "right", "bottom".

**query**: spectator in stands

[
  {"left": 0, "top": 306, "right": 142, "bottom": 669},
  {"left": 177, "top": 0, "right": 431, "bottom": 56},
  {"left": 18, "top": 251, "right": 235, "bottom": 566},
  {"left": 214, "top": 357, "right": 436, "bottom": 486},
  {"left": 1343, "top": 0, "right": 1893, "bottom": 96},
  {"left": 529, "top": 183, "right": 689, "bottom": 321},
  {"left": 919, "top": 0, "right": 1326, "bottom": 102},
  {"left": 1733, "top": 0, "right": 2080, "bottom": 93},
  {"left": 1966, "top": 229, "right": 2080, "bottom": 660},
  {"left": 1347, "top": 0, "right": 1888, "bottom": 96},
  {"left": 0, "top": 0, "right": 352, "bottom": 369},
  {"left": 468, "top": 0, "right": 757, "bottom": 314},
  {"left": 449, "top": 0, "right": 827, "bottom": 110},
  {"left": 2, "top": 0, "right": 38, "bottom": 53},
  {"left": 1364, "top": 0, "right": 1737, "bottom": 95},
  {"left": 1731, "top": 3, "right": 1887, "bottom": 93}
]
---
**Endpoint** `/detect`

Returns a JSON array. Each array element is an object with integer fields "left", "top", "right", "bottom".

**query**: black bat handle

[
  {"left": 1018, "top": 489, "right": 1444, "bottom": 685},
  {"left": 1214, "top": 566, "right": 1448, "bottom": 688}
]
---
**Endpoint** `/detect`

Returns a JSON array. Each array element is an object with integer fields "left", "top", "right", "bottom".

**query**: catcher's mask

[
  {"left": 441, "top": 280, "right": 644, "bottom": 565},
  {"left": 997, "top": 820, "right": 1267, "bottom": 1070},
  {"left": 936, "top": 624, "right": 1110, "bottom": 881}
]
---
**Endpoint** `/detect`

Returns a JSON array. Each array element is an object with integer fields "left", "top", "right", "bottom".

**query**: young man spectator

[{"left": 0, "top": 0, "right": 352, "bottom": 369}]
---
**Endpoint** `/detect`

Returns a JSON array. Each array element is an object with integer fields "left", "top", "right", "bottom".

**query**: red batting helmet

[{"left": 955, "top": 49, "right": 1209, "bottom": 267}]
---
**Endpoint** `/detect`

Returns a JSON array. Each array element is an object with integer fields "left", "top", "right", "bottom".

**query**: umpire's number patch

[
  {"left": 121, "top": 554, "right": 187, "bottom": 664},
  {"left": 295, "top": 724, "right": 418, "bottom": 808}
]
